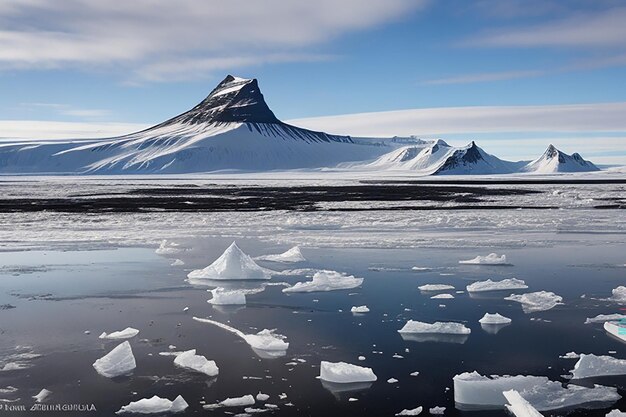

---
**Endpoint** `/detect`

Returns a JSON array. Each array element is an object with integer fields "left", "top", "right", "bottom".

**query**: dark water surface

[{"left": 0, "top": 237, "right": 625, "bottom": 416}]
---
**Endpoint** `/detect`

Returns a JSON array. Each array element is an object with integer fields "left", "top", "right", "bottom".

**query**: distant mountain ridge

[{"left": 0, "top": 75, "right": 601, "bottom": 175}]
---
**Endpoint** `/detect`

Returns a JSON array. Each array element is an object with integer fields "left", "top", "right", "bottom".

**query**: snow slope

[{"left": 522, "top": 145, "right": 599, "bottom": 173}]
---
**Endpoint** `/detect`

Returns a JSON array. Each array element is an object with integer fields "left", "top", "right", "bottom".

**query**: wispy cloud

[
  {"left": 19, "top": 102, "right": 111, "bottom": 119},
  {"left": 0, "top": 0, "right": 426, "bottom": 82},
  {"left": 423, "top": 70, "right": 545, "bottom": 85},
  {"left": 0, "top": 120, "right": 147, "bottom": 140}
]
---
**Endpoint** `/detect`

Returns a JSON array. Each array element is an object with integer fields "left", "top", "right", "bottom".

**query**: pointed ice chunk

[
  {"left": 188, "top": 242, "right": 272, "bottom": 281},
  {"left": 503, "top": 390, "right": 543, "bottom": 417},
  {"left": 459, "top": 253, "right": 508, "bottom": 265},
  {"left": 256, "top": 246, "right": 306, "bottom": 263},
  {"left": 319, "top": 361, "right": 377, "bottom": 384},
  {"left": 479, "top": 313, "right": 512, "bottom": 325},
  {"left": 173, "top": 349, "right": 219, "bottom": 377},
  {"left": 570, "top": 354, "right": 626, "bottom": 379},
  {"left": 93, "top": 341, "right": 136, "bottom": 378},
  {"left": 99, "top": 327, "right": 139, "bottom": 340},
  {"left": 116, "top": 395, "right": 188, "bottom": 414},
  {"left": 33, "top": 388, "right": 52, "bottom": 403}
]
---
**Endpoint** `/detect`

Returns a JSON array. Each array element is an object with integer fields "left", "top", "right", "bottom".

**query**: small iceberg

[
  {"left": 93, "top": 341, "right": 136, "bottom": 378},
  {"left": 560, "top": 352, "right": 580, "bottom": 359},
  {"left": 503, "top": 390, "right": 543, "bottom": 417},
  {"left": 608, "top": 286, "right": 626, "bottom": 304},
  {"left": 351, "top": 305, "right": 370, "bottom": 314},
  {"left": 208, "top": 288, "right": 246, "bottom": 305},
  {"left": 188, "top": 242, "right": 273, "bottom": 281},
  {"left": 256, "top": 246, "right": 306, "bottom": 263},
  {"left": 33, "top": 388, "right": 52, "bottom": 403},
  {"left": 171, "top": 259, "right": 184, "bottom": 266},
  {"left": 585, "top": 313, "right": 626, "bottom": 324},
  {"left": 429, "top": 406, "right": 445, "bottom": 415},
  {"left": 604, "top": 321, "right": 626, "bottom": 342},
  {"left": 467, "top": 278, "right": 528, "bottom": 293},
  {"left": 430, "top": 293, "right": 454, "bottom": 299},
  {"left": 173, "top": 349, "right": 219, "bottom": 377},
  {"left": 606, "top": 410, "right": 626, "bottom": 417},
  {"left": 459, "top": 253, "right": 508, "bottom": 265},
  {"left": 193, "top": 317, "right": 288, "bottom": 358},
  {"left": 116, "top": 395, "right": 188, "bottom": 414},
  {"left": 155, "top": 239, "right": 182, "bottom": 255},
  {"left": 505, "top": 291, "right": 563, "bottom": 313},
  {"left": 398, "top": 320, "right": 470, "bottom": 335},
  {"left": 319, "top": 361, "right": 377, "bottom": 384},
  {"left": 418, "top": 284, "right": 454, "bottom": 291},
  {"left": 570, "top": 354, "right": 626, "bottom": 379},
  {"left": 283, "top": 270, "right": 363, "bottom": 293},
  {"left": 453, "top": 371, "right": 620, "bottom": 411},
  {"left": 99, "top": 327, "right": 139, "bottom": 340},
  {"left": 395, "top": 406, "right": 423, "bottom": 416},
  {"left": 479, "top": 313, "right": 512, "bottom": 325}
]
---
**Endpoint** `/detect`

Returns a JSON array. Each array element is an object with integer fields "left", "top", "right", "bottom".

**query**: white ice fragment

[
  {"left": 155, "top": 240, "right": 182, "bottom": 255},
  {"left": 453, "top": 371, "right": 620, "bottom": 410},
  {"left": 398, "top": 320, "right": 470, "bottom": 335},
  {"left": 188, "top": 242, "right": 272, "bottom": 281},
  {"left": 604, "top": 321, "right": 626, "bottom": 342},
  {"left": 418, "top": 284, "right": 454, "bottom": 291},
  {"left": 430, "top": 294, "right": 454, "bottom": 299},
  {"left": 183, "top": 306, "right": 189, "bottom": 312},
  {"left": 283, "top": 270, "right": 363, "bottom": 293},
  {"left": 505, "top": 291, "right": 563, "bottom": 313},
  {"left": 606, "top": 410, "right": 626, "bottom": 417},
  {"left": 387, "top": 378, "right": 399, "bottom": 383},
  {"left": 208, "top": 288, "right": 246, "bottom": 305},
  {"left": 358, "top": 356, "right": 366, "bottom": 361},
  {"left": 256, "top": 392, "right": 269, "bottom": 401},
  {"left": 429, "top": 406, "right": 445, "bottom": 414},
  {"left": 585, "top": 313, "right": 626, "bottom": 324},
  {"left": 171, "top": 259, "right": 184, "bottom": 266},
  {"left": 256, "top": 246, "right": 306, "bottom": 263},
  {"left": 459, "top": 253, "right": 508, "bottom": 265},
  {"left": 478, "top": 313, "right": 512, "bottom": 325},
  {"left": 319, "top": 361, "right": 377, "bottom": 384},
  {"left": 278, "top": 393, "right": 287, "bottom": 400},
  {"left": 348, "top": 397, "right": 358, "bottom": 402},
  {"left": 392, "top": 354, "right": 404, "bottom": 359},
  {"left": 467, "top": 278, "right": 528, "bottom": 293},
  {"left": 192, "top": 317, "right": 288, "bottom": 358},
  {"left": 410, "top": 371, "right": 420, "bottom": 376},
  {"left": 503, "top": 390, "right": 543, "bottom": 417},
  {"left": 117, "top": 395, "right": 188, "bottom": 414},
  {"left": 84, "top": 330, "right": 90, "bottom": 335},
  {"left": 570, "top": 354, "right": 626, "bottom": 379},
  {"left": 173, "top": 349, "right": 219, "bottom": 377},
  {"left": 412, "top": 267, "right": 431, "bottom": 271},
  {"left": 396, "top": 406, "right": 423, "bottom": 416},
  {"left": 608, "top": 286, "right": 626, "bottom": 303},
  {"left": 33, "top": 388, "right": 51, "bottom": 403},
  {"left": 93, "top": 341, "right": 136, "bottom": 378},
  {"left": 99, "top": 327, "right": 139, "bottom": 340},
  {"left": 351, "top": 305, "right": 370, "bottom": 313},
  {"left": 559, "top": 352, "right": 580, "bottom": 359},
  {"left": 220, "top": 395, "right": 255, "bottom": 407}
]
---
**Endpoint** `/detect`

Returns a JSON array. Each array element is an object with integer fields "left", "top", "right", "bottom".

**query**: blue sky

[{"left": 1, "top": 0, "right": 626, "bottom": 164}]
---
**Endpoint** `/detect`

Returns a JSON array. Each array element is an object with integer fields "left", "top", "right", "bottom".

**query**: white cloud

[
  {"left": 0, "top": 0, "right": 425, "bottom": 81},
  {"left": 0, "top": 120, "right": 147, "bottom": 140},
  {"left": 18, "top": 102, "right": 111, "bottom": 119},
  {"left": 288, "top": 102, "right": 626, "bottom": 136},
  {"left": 423, "top": 70, "right": 545, "bottom": 85}
]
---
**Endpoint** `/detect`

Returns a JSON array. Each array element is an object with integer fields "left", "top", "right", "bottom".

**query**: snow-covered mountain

[
  {"left": 0, "top": 75, "right": 392, "bottom": 174},
  {"left": 522, "top": 144, "right": 599, "bottom": 173},
  {"left": 0, "top": 75, "right": 602, "bottom": 175},
  {"left": 360, "top": 140, "right": 525, "bottom": 175}
]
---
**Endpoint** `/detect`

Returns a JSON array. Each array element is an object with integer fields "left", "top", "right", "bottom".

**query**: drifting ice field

[{"left": 0, "top": 176, "right": 625, "bottom": 416}]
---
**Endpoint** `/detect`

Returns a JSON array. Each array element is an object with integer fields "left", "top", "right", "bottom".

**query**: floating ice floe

[
  {"left": 467, "top": 278, "right": 528, "bottom": 293},
  {"left": 116, "top": 395, "right": 188, "bottom": 414},
  {"left": 398, "top": 320, "right": 470, "bottom": 335},
  {"left": 99, "top": 327, "right": 139, "bottom": 340},
  {"left": 604, "top": 321, "right": 626, "bottom": 342},
  {"left": 193, "top": 317, "right": 288, "bottom": 358},
  {"left": 283, "top": 270, "right": 363, "bottom": 293},
  {"left": 412, "top": 267, "right": 431, "bottom": 272},
  {"left": 606, "top": 410, "right": 626, "bottom": 417},
  {"left": 208, "top": 288, "right": 246, "bottom": 305},
  {"left": 33, "top": 388, "right": 51, "bottom": 403},
  {"left": 505, "top": 291, "right": 563, "bottom": 313},
  {"left": 608, "top": 286, "right": 626, "bottom": 304},
  {"left": 429, "top": 406, "right": 445, "bottom": 415},
  {"left": 395, "top": 406, "right": 423, "bottom": 416},
  {"left": 351, "top": 305, "right": 370, "bottom": 313},
  {"left": 453, "top": 371, "right": 620, "bottom": 411},
  {"left": 93, "top": 341, "right": 136, "bottom": 378},
  {"left": 479, "top": 313, "right": 512, "bottom": 325},
  {"left": 173, "top": 349, "right": 219, "bottom": 377},
  {"left": 570, "top": 354, "right": 626, "bottom": 379},
  {"left": 188, "top": 242, "right": 273, "bottom": 282},
  {"left": 256, "top": 392, "right": 269, "bottom": 401},
  {"left": 203, "top": 394, "right": 256, "bottom": 409},
  {"left": 155, "top": 239, "right": 183, "bottom": 255},
  {"left": 585, "top": 313, "right": 626, "bottom": 324},
  {"left": 559, "top": 352, "right": 580, "bottom": 359},
  {"left": 459, "top": 253, "right": 508, "bottom": 265},
  {"left": 430, "top": 294, "right": 454, "bottom": 299},
  {"left": 503, "top": 390, "right": 543, "bottom": 417},
  {"left": 319, "top": 361, "right": 377, "bottom": 384},
  {"left": 171, "top": 259, "right": 184, "bottom": 266},
  {"left": 418, "top": 284, "right": 454, "bottom": 291},
  {"left": 255, "top": 246, "right": 306, "bottom": 263}
]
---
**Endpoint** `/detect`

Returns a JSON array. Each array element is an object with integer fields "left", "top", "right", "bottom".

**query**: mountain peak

[{"left": 159, "top": 74, "right": 280, "bottom": 126}]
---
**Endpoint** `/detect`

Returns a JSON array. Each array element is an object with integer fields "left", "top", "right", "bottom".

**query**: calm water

[{"left": 0, "top": 237, "right": 625, "bottom": 416}]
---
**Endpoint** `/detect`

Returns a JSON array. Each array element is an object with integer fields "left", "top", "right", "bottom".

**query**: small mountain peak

[{"left": 544, "top": 144, "right": 559, "bottom": 158}]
